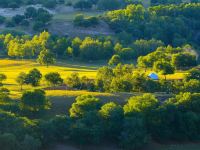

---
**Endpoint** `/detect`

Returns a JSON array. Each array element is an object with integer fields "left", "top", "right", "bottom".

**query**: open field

[
  {"left": 0, "top": 59, "right": 186, "bottom": 98},
  {"left": 0, "top": 58, "right": 180, "bottom": 117}
]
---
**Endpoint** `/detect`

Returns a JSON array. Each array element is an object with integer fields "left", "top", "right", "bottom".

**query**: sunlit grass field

[
  {"left": 0, "top": 59, "right": 99, "bottom": 83},
  {"left": 0, "top": 59, "right": 186, "bottom": 99},
  {"left": 0, "top": 59, "right": 103, "bottom": 98}
]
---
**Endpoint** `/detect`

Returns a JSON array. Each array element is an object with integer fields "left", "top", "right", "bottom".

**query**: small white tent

[{"left": 148, "top": 73, "right": 159, "bottom": 80}]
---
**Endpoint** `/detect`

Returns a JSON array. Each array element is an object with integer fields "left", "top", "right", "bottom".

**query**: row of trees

[
  {"left": 137, "top": 45, "right": 198, "bottom": 72},
  {"left": 6, "top": 7, "right": 53, "bottom": 31},
  {"left": 15, "top": 69, "right": 94, "bottom": 91},
  {"left": 104, "top": 3, "right": 200, "bottom": 47},
  {"left": 2, "top": 91, "right": 200, "bottom": 150},
  {"left": 1, "top": 31, "right": 199, "bottom": 64},
  {"left": 0, "top": 0, "right": 64, "bottom": 8},
  {"left": 0, "top": 65, "right": 197, "bottom": 94},
  {"left": 73, "top": 0, "right": 124, "bottom": 10},
  {"left": 95, "top": 64, "right": 200, "bottom": 93}
]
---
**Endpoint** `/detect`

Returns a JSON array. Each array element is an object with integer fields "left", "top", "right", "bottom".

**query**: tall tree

[
  {"left": 16, "top": 72, "right": 26, "bottom": 90},
  {"left": 37, "top": 49, "right": 56, "bottom": 67}
]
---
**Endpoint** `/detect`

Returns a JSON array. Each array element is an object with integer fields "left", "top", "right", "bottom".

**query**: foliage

[
  {"left": 16, "top": 72, "right": 27, "bottom": 90},
  {"left": 0, "top": 73, "right": 7, "bottom": 85},
  {"left": 25, "top": 68, "right": 42, "bottom": 87},
  {"left": 108, "top": 54, "right": 121, "bottom": 66},
  {"left": 74, "top": 14, "right": 99, "bottom": 27},
  {"left": 69, "top": 94, "right": 101, "bottom": 118},
  {"left": 124, "top": 94, "right": 159, "bottom": 115},
  {"left": 120, "top": 116, "right": 149, "bottom": 150},
  {"left": 37, "top": 49, "right": 56, "bottom": 67},
  {"left": 45, "top": 72, "right": 63, "bottom": 86},
  {"left": 20, "top": 89, "right": 50, "bottom": 112}
]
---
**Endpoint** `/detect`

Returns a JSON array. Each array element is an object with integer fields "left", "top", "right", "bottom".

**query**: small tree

[
  {"left": 153, "top": 60, "right": 175, "bottom": 80},
  {"left": 185, "top": 68, "right": 200, "bottom": 81},
  {"left": 124, "top": 94, "right": 159, "bottom": 116},
  {"left": 99, "top": 102, "right": 124, "bottom": 140},
  {"left": 16, "top": 72, "right": 27, "bottom": 90},
  {"left": 120, "top": 116, "right": 149, "bottom": 150},
  {"left": 66, "top": 72, "right": 81, "bottom": 89},
  {"left": 37, "top": 49, "right": 56, "bottom": 67},
  {"left": 20, "top": 135, "right": 41, "bottom": 150},
  {"left": 172, "top": 52, "right": 197, "bottom": 69},
  {"left": 25, "top": 68, "right": 42, "bottom": 87},
  {"left": 45, "top": 72, "right": 63, "bottom": 87},
  {"left": 108, "top": 55, "right": 121, "bottom": 66},
  {"left": 20, "top": 89, "right": 50, "bottom": 112},
  {"left": 0, "top": 133, "right": 17, "bottom": 150},
  {"left": 69, "top": 95, "right": 101, "bottom": 118},
  {"left": 0, "top": 74, "right": 6, "bottom": 86},
  {"left": 0, "top": 88, "right": 10, "bottom": 101}
]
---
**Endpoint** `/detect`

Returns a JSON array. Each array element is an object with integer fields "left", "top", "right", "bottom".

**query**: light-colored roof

[{"left": 148, "top": 73, "right": 159, "bottom": 80}]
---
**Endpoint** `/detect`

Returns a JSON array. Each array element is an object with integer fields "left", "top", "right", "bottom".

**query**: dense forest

[{"left": 0, "top": 0, "right": 200, "bottom": 150}]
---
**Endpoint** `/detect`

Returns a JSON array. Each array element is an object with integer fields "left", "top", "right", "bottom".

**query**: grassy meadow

[{"left": 0, "top": 58, "right": 186, "bottom": 99}]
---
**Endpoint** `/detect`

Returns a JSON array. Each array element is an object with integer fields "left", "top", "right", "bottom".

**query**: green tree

[
  {"left": 99, "top": 102, "right": 124, "bottom": 140},
  {"left": 172, "top": 53, "right": 197, "bottom": 69},
  {"left": 79, "top": 37, "right": 102, "bottom": 60},
  {"left": 167, "top": 92, "right": 200, "bottom": 113},
  {"left": 96, "top": 66, "right": 114, "bottom": 91},
  {"left": 97, "top": 0, "right": 121, "bottom": 10},
  {"left": 0, "top": 133, "right": 17, "bottom": 150},
  {"left": 71, "top": 37, "right": 82, "bottom": 57},
  {"left": 66, "top": 72, "right": 81, "bottom": 89},
  {"left": 120, "top": 116, "right": 149, "bottom": 150},
  {"left": 69, "top": 95, "right": 101, "bottom": 118},
  {"left": 25, "top": 68, "right": 42, "bottom": 87},
  {"left": 16, "top": 72, "right": 26, "bottom": 90},
  {"left": 0, "top": 73, "right": 6, "bottom": 86},
  {"left": 20, "top": 89, "right": 50, "bottom": 112},
  {"left": 45, "top": 72, "right": 63, "bottom": 87},
  {"left": 184, "top": 68, "right": 200, "bottom": 81},
  {"left": 124, "top": 94, "right": 159, "bottom": 116},
  {"left": 70, "top": 111, "right": 103, "bottom": 145},
  {"left": 37, "top": 49, "right": 56, "bottom": 67},
  {"left": 20, "top": 135, "right": 41, "bottom": 150},
  {"left": 153, "top": 60, "right": 175, "bottom": 80},
  {"left": 108, "top": 55, "right": 121, "bottom": 66}
]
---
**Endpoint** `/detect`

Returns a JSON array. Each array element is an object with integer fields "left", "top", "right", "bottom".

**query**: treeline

[
  {"left": 0, "top": 64, "right": 199, "bottom": 95},
  {"left": 95, "top": 65, "right": 200, "bottom": 93},
  {"left": 1, "top": 31, "right": 198, "bottom": 64},
  {"left": 151, "top": 0, "right": 200, "bottom": 5},
  {"left": 73, "top": 0, "right": 125, "bottom": 10},
  {"left": 0, "top": 0, "right": 64, "bottom": 8},
  {"left": 1, "top": 89, "right": 200, "bottom": 150},
  {"left": 104, "top": 3, "right": 200, "bottom": 47},
  {"left": 0, "top": 7, "right": 53, "bottom": 31}
]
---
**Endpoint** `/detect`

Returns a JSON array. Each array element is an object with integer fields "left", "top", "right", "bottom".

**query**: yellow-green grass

[
  {"left": 139, "top": 69, "right": 186, "bottom": 80},
  {"left": 0, "top": 59, "right": 186, "bottom": 94},
  {"left": 0, "top": 59, "right": 102, "bottom": 96}
]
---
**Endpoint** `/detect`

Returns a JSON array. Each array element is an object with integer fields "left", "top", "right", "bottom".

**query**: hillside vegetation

[{"left": 0, "top": 1, "right": 200, "bottom": 150}]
